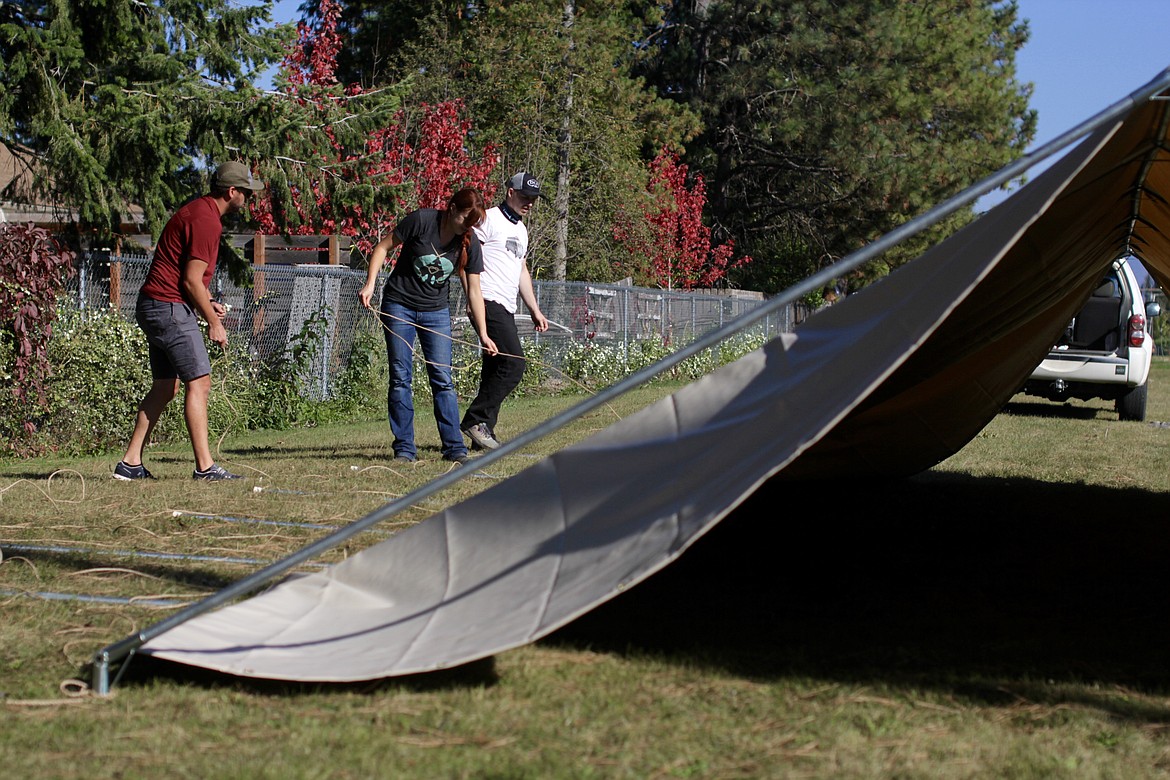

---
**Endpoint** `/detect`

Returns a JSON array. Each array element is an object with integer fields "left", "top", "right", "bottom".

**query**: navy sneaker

[
  {"left": 113, "top": 461, "right": 155, "bottom": 481},
  {"left": 443, "top": 452, "right": 472, "bottom": 465},
  {"left": 192, "top": 463, "right": 243, "bottom": 481},
  {"left": 392, "top": 454, "right": 416, "bottom": 465}
]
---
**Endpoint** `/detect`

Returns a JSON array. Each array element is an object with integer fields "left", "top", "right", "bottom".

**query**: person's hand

[
  {"left": 480, "top": 333, "right": 499, "bottom": 357},
  {"left": 208, "top": 320, "right": 228, "bottom": 349},
  {"left": 358, "top": 284, "right": 374, "bottom": 308},
  {"left": 532, "top": 310, "right": 549, "bottom": 333},
  {"left": 212, "top": 301, "right": 227, "bottom": 318}
]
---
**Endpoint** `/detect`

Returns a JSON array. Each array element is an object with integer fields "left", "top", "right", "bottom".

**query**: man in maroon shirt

[{"left": 114, "top": 162, "right": 264, "bottom": 481}]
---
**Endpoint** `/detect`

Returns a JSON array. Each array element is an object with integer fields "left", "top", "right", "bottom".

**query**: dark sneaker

[
  {"left": 443, "top": 452, "right": 472, "bottom": 465},
  {"left": 463, "top": 423, "right": 501, "bottom": 451},
  {"left": 192, "top": 463, "right": 243, "bottom": 481},
  {"left": 392, "top": 454, "right": 416, "bottom": 464},
  {"left": 113, "top": 461, "right": 155, "bottom": 481}
]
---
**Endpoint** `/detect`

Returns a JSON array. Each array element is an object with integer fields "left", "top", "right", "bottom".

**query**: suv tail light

[{"left": 1128, "top": 313, "right": 1147, "bottom": 347}]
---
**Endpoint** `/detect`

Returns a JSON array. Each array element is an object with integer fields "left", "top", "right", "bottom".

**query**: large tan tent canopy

[{"left": 115, "top": 71, "right": 1170, "bottom": 686}]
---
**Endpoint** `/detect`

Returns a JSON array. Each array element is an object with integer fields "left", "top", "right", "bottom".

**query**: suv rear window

[{"left": 1063, "top": 272, "right": 1124, "bottom": 351}]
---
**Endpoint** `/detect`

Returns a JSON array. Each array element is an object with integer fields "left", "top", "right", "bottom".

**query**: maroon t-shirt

[{"left": 140, "top": 195, "right": 223, "bottom": 303}]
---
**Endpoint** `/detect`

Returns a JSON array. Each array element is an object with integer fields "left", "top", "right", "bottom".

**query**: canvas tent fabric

[{"left": 141, "top": 83, "right": 1170, "bottom": 683}]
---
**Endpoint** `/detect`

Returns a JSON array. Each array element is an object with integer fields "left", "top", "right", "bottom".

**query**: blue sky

[
  {"left": 1012, "top": 0, "right": 1170, "bottom": 147},
  {"left": 978, "top": 0, "right": 1170, "bottom": 211}
]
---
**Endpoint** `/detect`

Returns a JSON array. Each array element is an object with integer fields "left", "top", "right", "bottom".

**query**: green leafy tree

[
  {"left": 301, "top": 0, "right": 700, "bottom": 282},
  {"left": 249, "top": 0, "right": 497, "bottom": 255},
  {"left": 635, "top": 0, "right": 1037, "bottom": 293},
  {"left": 0, "top": 0, "right": 292, "bottom": 243}
]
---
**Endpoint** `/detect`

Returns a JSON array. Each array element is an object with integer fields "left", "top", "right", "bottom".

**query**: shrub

[
  {"left": 308, "top": 324, "right": 385, "bottom": 425},
  {"left": 1, "top": 294, "right": 776, "bottom": 458},
  {"left": 0, "top": 304, "right": 182, "bottom": 456},
  {"left": 0, "top": 302, "right": 388, "bottom": 458},
  {"left": 511, "top": 340, "right": 552, "bottom": 397},
  {"left": 0, "top": 224, "right": 76, "bottom": 453},
  {"left": 559, "top": 329, "right": 772, "bottom": 391},
  {"left": 205, "top": 311, "right": 384, "bottom": 433},
  {"left": 40, "top": 305, "right": 182, "bottom": 454},
  {"left": 450, "top": 338, "right": 554, "bottom": 400},
  {"left": 561, "top": 341, "right": 626, "bottom": 389}
]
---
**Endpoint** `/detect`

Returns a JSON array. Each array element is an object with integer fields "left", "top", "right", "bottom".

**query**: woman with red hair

[{"left": 359, "top": 188, "right": 497, "bottom": 464}]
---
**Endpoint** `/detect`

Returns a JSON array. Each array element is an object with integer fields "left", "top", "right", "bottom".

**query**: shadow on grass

[
  {"left": 0, "top": 552, "right": 240, "bottom": 592},
  {"left": 118, "top": 653, "right": 499, "bottom": 695},
  {"left": 0, "top": 470, "right": 95, "bottom": 480},
  {"left": 1002, "top": 400, "right": 1112, "bottom": 420},
  {"left": 547, "top": 471, "right": 1170, "bottom": 703},
  {"left": 102, "top": 470, "right": 1170, "bottom": 705},
  {"left": 217, "top": 442, "right": 392, "bottom": 460}
]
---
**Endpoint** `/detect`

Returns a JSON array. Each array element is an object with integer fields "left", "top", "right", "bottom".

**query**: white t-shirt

[{"left": 474, "top": 206, "right": 528, "bottom": 314}]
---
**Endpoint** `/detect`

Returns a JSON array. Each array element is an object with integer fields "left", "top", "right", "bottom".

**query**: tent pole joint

[{"left": 92, "top": 651, "right": 110, "bottom": 696}]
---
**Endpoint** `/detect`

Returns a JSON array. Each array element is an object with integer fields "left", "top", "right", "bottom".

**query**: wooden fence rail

[{"left": 108, "top": 233, "right": 355, "bottom": 327}]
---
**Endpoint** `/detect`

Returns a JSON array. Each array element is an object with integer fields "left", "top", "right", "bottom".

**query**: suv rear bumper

[{"left": 1029, "top": 351, "right": 1135, "bottom": 385}]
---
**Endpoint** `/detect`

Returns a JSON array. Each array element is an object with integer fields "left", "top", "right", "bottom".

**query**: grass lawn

[{"left": 2, "top": 362, "right": 1170, "bottom": 778}]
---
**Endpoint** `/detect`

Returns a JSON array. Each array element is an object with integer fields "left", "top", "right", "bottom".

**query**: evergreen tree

[
  {"left": 636, "top": 0, "right": 1037, "bottom": 293},
  {"left": 0, "top": 0, "right": 289, "bottom": 242}
]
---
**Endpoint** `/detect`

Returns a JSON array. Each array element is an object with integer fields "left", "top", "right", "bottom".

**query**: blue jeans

[{"left": 380, "top": 301, "right": 467, "bottom": 459}]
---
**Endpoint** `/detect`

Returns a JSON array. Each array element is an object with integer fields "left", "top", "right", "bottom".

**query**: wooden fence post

[
  {"left": 109, "top": 240, "right": 122, "bottom": 311},
  {"left": 252, "top": 232, "right": 267, "bottom": 340}
]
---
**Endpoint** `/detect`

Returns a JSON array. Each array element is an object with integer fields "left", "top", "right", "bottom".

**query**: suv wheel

[{"left": 1116, "top": 382, "right": 1148, "bottom": 422}]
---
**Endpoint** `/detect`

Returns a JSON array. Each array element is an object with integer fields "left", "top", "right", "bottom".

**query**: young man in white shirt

[{"left": 461, "top": 172, "right": 550, "bottom": 450}]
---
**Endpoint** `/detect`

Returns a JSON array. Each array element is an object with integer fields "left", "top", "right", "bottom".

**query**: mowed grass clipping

[{"left": 2, "top": 361, "right": 1170, "bottom": 779}]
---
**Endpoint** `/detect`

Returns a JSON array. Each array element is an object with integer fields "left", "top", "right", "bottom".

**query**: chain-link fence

[{"left": 67, "top": 252, "right": 801, "bottom": 399}]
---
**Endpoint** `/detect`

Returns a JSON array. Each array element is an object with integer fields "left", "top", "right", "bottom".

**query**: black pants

[{"left": 462, "top": 300, "right": 526, "bottom": 432}]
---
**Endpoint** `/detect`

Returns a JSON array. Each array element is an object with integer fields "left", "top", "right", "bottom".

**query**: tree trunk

[{"left": 553, "top": 0, "right": 575, "bottom": 281}]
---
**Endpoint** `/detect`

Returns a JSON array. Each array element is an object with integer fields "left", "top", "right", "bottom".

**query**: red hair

[{"left": 447, "top": 187, "right": 485, "bottom": 273}]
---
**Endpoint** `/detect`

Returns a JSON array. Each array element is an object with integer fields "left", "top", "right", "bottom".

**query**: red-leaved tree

[
  {"left": 249, "top": 0, "right": 499, "bottom": 256},
  {"left": 614, "top": 149, "right": 750, "bottom": 289}
]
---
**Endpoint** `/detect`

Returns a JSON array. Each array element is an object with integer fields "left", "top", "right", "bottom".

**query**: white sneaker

[{"left": 463, "top": 423, "right": 501, "bottom": 451}]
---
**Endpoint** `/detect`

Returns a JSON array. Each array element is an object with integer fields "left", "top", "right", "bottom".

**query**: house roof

[
  {"left": 1, "top": 140, "right": 145, "bottom": 230},
  {"left": 0, "top": 140, "right": 53, "bottom": 222},
  {"left": 0, "top": 140, "right": 26, "bottom": 193}
]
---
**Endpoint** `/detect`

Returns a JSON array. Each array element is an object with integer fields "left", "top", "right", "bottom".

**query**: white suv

[{"left": 1022, "top": 257, "right": 1160, "bottom": 421}]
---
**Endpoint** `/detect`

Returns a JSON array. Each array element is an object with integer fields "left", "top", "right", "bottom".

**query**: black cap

[{"left": 506, "top": 171, "right": 545, "bottom": 199}]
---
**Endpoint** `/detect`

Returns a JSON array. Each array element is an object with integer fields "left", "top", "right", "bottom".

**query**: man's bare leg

[
  {"left": 121, "top": 378, "right": 179, "bottom": 466},
  {"left": 184, "top": 373, "right": 215, "bottom": 472}
]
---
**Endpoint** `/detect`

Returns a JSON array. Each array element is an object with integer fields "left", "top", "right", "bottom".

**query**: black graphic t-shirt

[{"left": 382, "top": 209, "right": 484, "bottom": 312}]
